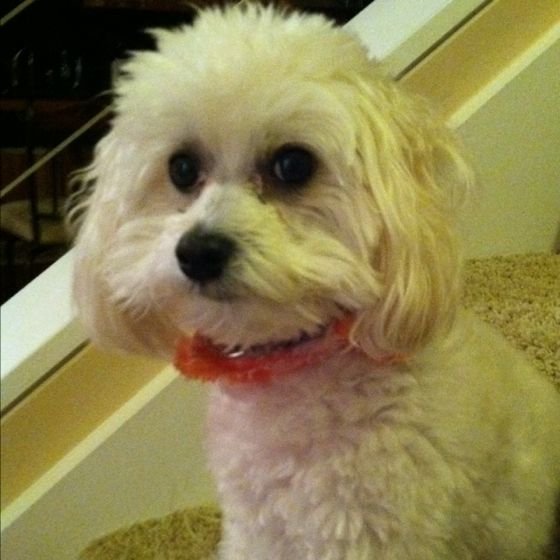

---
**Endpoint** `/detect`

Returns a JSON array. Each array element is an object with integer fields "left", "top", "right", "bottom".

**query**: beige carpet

[
  {"left": 80, "top": 505, "right": 221, "bottom": 560},
  {"left": 80, "top": 253, "right": 560, "bottom": 560},
  {"left": 463, "top": 253, "right": 559, "bottom": 387}
]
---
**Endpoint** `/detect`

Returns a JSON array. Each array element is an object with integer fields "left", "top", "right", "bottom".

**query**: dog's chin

[
  {"left": 211, "top": 319, "right": 334, "bottom": 359},
  {"left": 170, "top": 285, "right": 348, "bottom": 356},
  {"left": 200, "top": 309, "right": 345, "bottom": 357}
]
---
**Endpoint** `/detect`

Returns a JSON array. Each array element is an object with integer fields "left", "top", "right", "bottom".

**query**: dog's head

[{"left": 70, "top": 5, "right": 473, "bottom": 363}]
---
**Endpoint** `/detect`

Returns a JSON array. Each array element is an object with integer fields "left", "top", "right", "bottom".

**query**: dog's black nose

[{"left": 175, "top": 229, "right": 236, "bottom": 284}]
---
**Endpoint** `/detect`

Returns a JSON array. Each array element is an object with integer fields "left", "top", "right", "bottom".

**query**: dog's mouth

[
  {"left": 221, "top": 325, "right": 329, "bottom": 359},
  {"left": 174, "top": 316, "right": 355, "bottom": 384}
]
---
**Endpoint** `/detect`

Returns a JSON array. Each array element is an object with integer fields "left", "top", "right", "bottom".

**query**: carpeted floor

[
  {"left": 80, "top": 505, "right": 222, "bottom": 560},
  {"left": 80, "top": 253, "right": 559, "bottom": 560},
  {"left": 463, "top": 253, "right": 559, "bottom": 387}
]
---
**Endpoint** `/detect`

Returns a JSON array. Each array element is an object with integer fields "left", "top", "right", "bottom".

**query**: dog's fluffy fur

[{"left": 70, "top": 5, "right": 560, "bottom": 559}]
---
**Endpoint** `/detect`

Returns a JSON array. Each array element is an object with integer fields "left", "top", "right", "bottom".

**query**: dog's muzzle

[{"left": 175, "top": 227, "right": 236, "bottom": 284}]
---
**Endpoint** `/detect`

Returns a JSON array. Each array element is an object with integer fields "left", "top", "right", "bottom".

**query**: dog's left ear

[{"left": 350, "top": 74, "right": 474, "bottom": 358}]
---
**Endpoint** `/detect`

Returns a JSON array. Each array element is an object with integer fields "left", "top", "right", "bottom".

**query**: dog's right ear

[
  {"left": 69, "top": 131, "right": 177, "bottom": 358},
  {"left": 348, "top": 72, "right": 474, "bottom": 359}
]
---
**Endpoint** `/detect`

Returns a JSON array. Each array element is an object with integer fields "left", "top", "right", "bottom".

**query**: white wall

[{"left": 455, "top": 28, "right": 560, "bottom": 257}]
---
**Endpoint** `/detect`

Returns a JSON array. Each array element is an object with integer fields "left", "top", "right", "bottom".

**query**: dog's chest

[
  {"left": 206, "top": 361, "right": 419, "bottom": 549},
  {"left": 207, "top": 360, "right": 413, "bottom": 463}
]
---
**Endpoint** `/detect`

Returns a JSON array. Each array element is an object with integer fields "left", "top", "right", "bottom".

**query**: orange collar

[{"left": 174, "top": 317, "right": 405, "bottom": 385}]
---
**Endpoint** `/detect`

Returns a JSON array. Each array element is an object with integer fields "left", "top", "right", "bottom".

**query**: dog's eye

[
  {"left": 169, "top": 152, "right": 201, "bottom": 192},
  {"left": 270, "top": 146, "right": 315, "bottom": 187}
]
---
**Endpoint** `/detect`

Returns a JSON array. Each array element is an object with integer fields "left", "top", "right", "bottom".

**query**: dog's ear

[
  {"left": 350, "top": 76, "right": 474, "bottom": 358},
  {"left": 69, "top": 131, "right": 176, "bottom": 358}
]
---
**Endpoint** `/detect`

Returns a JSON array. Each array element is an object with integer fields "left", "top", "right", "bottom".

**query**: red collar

[{"left": 174, "top": 317, "right": 405, "bottom": 384}]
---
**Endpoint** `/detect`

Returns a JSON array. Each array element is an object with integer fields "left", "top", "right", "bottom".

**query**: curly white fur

[{"left": 70, "top": 5, "right": 560, "bottom": 559}]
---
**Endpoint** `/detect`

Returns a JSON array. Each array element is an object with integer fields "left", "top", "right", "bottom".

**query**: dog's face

[{"left": 71, "top": 6, "right": 472, "bottom": 361}]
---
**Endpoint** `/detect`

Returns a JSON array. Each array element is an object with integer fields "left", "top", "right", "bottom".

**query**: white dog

[{"left": 70, "top": 5, "right": 560, "bottom": 559}]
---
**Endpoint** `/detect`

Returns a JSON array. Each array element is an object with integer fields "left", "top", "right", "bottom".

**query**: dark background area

[{"left": 0, "top": 0, "right": 370, "bottom": 303}]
